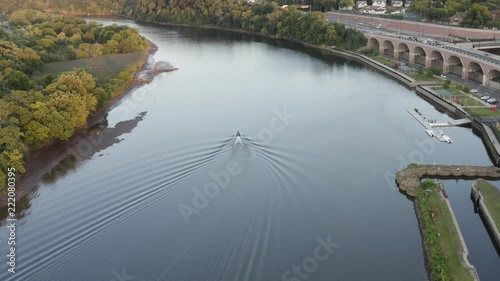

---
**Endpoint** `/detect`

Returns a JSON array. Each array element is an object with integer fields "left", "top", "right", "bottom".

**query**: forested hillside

[
  {"left": 409, "top": 0, "right": 500, "bottom": 28},
  {"left": 0, "top": 9, "right": 149, "bottom": 190},
  {"left": 0, "top": 1, "right": 367, "bottom": 50},
  {"left": 127, "top": 0, "right": 366, "bottom": 49},
  {"left": 0, "top": 0, "right": 132, "bottom": 15}
]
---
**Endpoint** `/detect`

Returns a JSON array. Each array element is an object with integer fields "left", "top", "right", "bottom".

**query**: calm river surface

[{"left": 1, "top": 19, "right": 498, "bottom": 281}]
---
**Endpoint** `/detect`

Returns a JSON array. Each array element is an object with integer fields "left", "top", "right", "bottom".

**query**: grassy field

[
  {"left": 475, "top": 180, "right": 500, "bottom": 231},
  {"left": 410, "top": 72, "right": 443, "bottom": 82},
  {"left": 371, "top": 56, "right": 396, "bottom": 66},
  {"left": 34, "top": 52, "right": 147, "bottom": 81},
  {"left": 456, "top": 96, "right": 486, "bottom": 107},
  {"left": 426, "top": 190, "right": 474, "bottom": 281},
  {"left": 466, "top": 108, "right": 500, "bottom": 117}
]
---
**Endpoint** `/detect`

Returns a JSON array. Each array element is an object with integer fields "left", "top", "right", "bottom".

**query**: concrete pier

[
  {"left": 406, "top": 108, "right": 452, "bottom": 143},
  {"left": 395, "top": 164, "right": 500, "bottom": 197},
  {"left": 471, "top": 180, "right": 500, "bottom": 250}
]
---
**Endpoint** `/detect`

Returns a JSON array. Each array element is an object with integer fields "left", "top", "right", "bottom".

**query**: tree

[
  {"left": 463, "top": 4, "right": 492, "bottom": 27},
  {"left": 2, "top": 149, "right": 26, "bottom": 174},
  {"left": 4, "top": 69, "right": 32, "bottom": 91},
  {"left": 24, "top": 120, "right": 50, "bottom": 146},
  {"left": 337, "top": 0, "right": 354, "bottom": 10}
]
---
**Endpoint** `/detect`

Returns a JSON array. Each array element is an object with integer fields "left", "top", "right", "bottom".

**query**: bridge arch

[
  {"left": 381, "top": 40, "right": 394, "bottom": 57},
  {"left": 486, "top": 69, "right": 500, "bottom": 90},
  {"left": 446, "top": 55, "right": 463, "bottom": 76},
  {"left": 465, "top": 61, "right": 484, "bottom": 83},
  {"left": 413, "top": 46, "right": 426, "bottom": 66},
  {"left": 368, "top": 38, "right": 380, "bottom": 52},
  {"left": 429, "top": 51, "right": 444, "bottom": 72},
  {"left": 395, "top": 43, "right": 410, "bottom": 61}
]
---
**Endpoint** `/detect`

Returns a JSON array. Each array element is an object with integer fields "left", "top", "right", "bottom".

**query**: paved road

[
  {"left": 326, "top": 16, "right": 500, "bottom": 98},
  {"left": 326, "top": 15, "right": 500, "bottom": 66}
]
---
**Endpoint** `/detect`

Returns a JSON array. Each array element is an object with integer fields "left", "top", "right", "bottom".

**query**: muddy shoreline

[{"left": 0, "top": 42, "right": 161, "bottom": 207}]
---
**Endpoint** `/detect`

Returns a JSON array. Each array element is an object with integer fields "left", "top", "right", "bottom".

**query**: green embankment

[
  {"left": 417, "top": 180, "right": 474, "bottom": 281},
  {"left": 475, "top": 179, "right": 500, "bottom": 231},
  {"left": 34, "top": 52, "right": 147, "bottom": 81},
  {"left": 467, "top": 108, "right": 500, "bottom": 117}
]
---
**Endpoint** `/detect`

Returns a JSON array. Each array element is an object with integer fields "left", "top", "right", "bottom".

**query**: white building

[
  {"left": 340, "top": 3, "right": 354, "bottom": 10},
  {"left": 372, "top": 0, "right": 387, "bottom": 8},
  {"left": 356, "top": 1, "right": 368, "bottom": 9},
  {"left": 360, "top": 6, "right": 386, "bottom": 14},
  {"left": 390, "top": 7, "right": 406, "bottom": 14},
  {"left": 393, "top": 0, "right": 403, "bottom": 7}
]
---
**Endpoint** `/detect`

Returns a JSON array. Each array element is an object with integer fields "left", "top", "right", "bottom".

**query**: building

[
  {"left": 372, "top": 0, "right": 387, "bottom": 8},
  {"left": 449, "top": 12, "right": 466, "bottom": 26},
  {"left": 404, "top": 0, "right": 413, "bottom": 8},
  {"left": 360, "top": 6, "right": 386, "bottom": 14},
  {"left": 393, "top": 0, "right": 403, "bottom": 7},
  {"left": 389, "top": 7, "right": 406, "bottom": 14},
  {"left": 356, "top": 1, "right": 368, "bottom": 9}
]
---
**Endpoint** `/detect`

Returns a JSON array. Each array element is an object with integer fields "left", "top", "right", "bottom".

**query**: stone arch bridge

[{"left": 365, "top": 34, "right": 500, "bottom": 89}]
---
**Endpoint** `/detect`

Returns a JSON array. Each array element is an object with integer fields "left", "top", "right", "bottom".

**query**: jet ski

[{"left": 234, "top": 131, "right": 242, "bottom": 145}]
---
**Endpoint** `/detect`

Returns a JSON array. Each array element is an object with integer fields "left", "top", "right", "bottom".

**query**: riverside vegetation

[
  {"left": 0, "top": 9, "right": 149, "bottom": 191},
  {"left": 0, "top": 0, "right": 367, "bottom": 51},
  {"left": 418, "top": 180, "right": 474, "bottom": 281}
]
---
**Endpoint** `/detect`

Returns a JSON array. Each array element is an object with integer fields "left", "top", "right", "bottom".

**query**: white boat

[
  {"left": 234, "top": 131, "right": 243, "bottom": 145},
  {"left": 425, "top": 129, "right": 435, "bottom": 137},
  {"left": 442, "top": 135, "right": 453, "bottom": 144}
]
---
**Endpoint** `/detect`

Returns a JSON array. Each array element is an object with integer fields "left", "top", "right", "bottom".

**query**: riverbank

[
  {"left": 0, "top": 41, "right": 161, "bottom": 207},
  {"left": 417, "top": 180, "right": 478, "bottom": 281},
  {"left": 471, "top": 179, "right": 500, "bottom": 248}
]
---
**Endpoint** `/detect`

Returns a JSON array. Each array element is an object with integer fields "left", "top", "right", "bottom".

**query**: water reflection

[{"left": 2, "top": 112, "right": 148, "bottom": 222}]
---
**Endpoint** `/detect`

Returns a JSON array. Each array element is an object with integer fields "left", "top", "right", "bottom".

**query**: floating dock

[{"left": 406, "top": 109, "right": 453, "bottom": 143}]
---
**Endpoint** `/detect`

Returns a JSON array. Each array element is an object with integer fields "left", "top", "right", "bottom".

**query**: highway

[
  {"left": 325, "top": 14, "right": 500, "bottom": 67},
  {"left": 325, "top": 15, "right": 500, "bottom": 103}
]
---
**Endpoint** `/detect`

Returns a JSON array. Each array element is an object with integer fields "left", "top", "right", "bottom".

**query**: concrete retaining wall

[
  {"left": 327, "top": 49, "right": 418, "bottom": 88},
  {"left": 415, "top": 86, "right": 460, "bottom": 114},
  {"left": 326, "top": 12, "right": 498, "bottom": 40},
  {"left": 471, "top": 182, "right": 500, "bottom": 249},
  {"left": 471, "top": 121, "right": 500, "bottom": 166},
  {"left": 438, "top": 185, "right": 481, "bottom": 281}
]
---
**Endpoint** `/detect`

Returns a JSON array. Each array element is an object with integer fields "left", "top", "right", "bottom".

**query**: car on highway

[
  {"left": 481, "top": 95, "right": 490, "bottom": 100},
  {"left": 487, "top": 98, "right": 498, "bottom": 104},
  {"left": 440, "top": 74, "right": 446, "bottom": 79}
]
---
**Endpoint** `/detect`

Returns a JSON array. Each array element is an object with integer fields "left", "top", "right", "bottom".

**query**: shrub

[{"left": 421, "top": 179, "right": 438, "bottom": 190}]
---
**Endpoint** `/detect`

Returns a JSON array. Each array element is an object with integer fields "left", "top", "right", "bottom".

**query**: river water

[{"left": 0, "top": 20, "right": 498, "bottom": 281}]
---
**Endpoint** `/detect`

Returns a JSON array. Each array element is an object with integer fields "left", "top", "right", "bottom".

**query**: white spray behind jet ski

[{"left": 234, "top": 131, "right": 242, "bottom": 145}]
